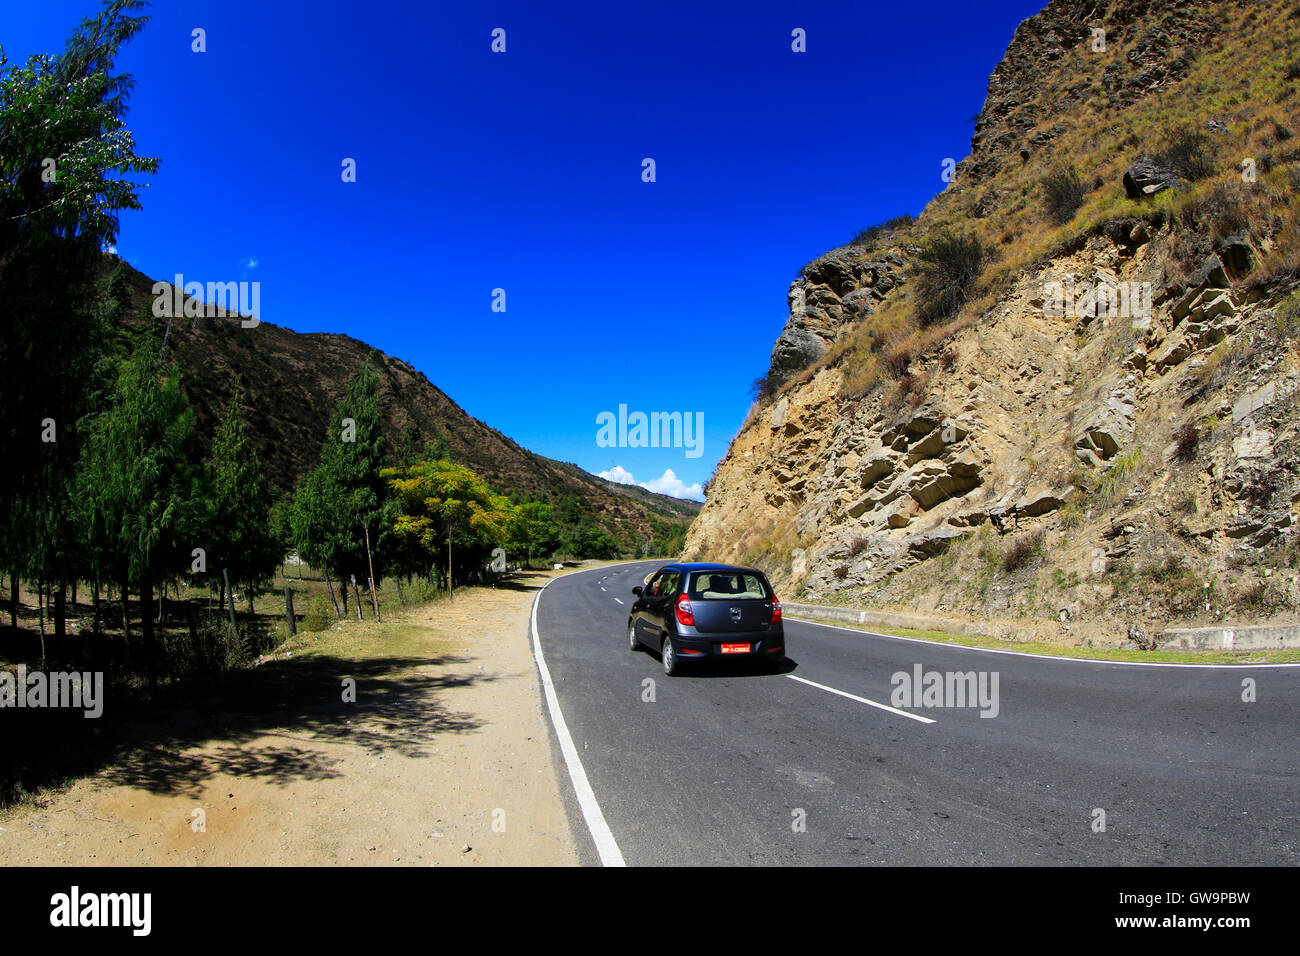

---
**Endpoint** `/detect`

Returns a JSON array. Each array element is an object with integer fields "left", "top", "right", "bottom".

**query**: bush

[
  {"left": 850, "top": 214, "right": 915, "bottom": 247},
  {"left": 886, "top": 373, "right": 927, "bottom": 411},
  {"left": 1173, "top": 422, "right": 1200, "bottom": 461},
  {"left": 1142, "top": 556, "right": 1193, "bottom": 586},
  {"left": 915, "top": 230, "right": 985, "bottom": 326},
  {"left": 1159, "top": 125, "right": 1216, "bottom": 182},
  {"left": 1002, "top": 529, "right": 1045, "bottom": 573},
  {"left": 1041, "top": 166, "right": 1087, "bottom": 225},
  {"left": 882, "top": 341, "right": 913, "bottom": 378}
]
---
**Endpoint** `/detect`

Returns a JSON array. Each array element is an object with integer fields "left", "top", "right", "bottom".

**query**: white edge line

[
  {"left": 788, "top": 616, "right": 1300, "bottom": 669},
  {"left": 786, "top": 674, "right": 936, "bottom": 724},
  {"left": 531, "top": 575, "right": 627, "bottom": 867}
]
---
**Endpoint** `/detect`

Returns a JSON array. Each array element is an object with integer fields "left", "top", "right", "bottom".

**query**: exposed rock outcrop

[{"left": 687, "top": 0, "right": 1300, "bottom": 646}]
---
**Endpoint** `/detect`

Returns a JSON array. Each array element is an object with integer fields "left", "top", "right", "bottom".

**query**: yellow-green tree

[{"left": 383, "top": 460, "right": 512, "bottom": 591}]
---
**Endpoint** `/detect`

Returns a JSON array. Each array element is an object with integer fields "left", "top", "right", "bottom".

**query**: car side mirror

[{"left": 632, "top": 586, "right": 643, "bottom": 596}]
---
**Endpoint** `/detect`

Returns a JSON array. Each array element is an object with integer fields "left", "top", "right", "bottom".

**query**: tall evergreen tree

[
  {"left": 79, "top": 336, "right": 202, "bottom": 678},
  {"left": 0, "top": 0, "right": 157, "bottom": 634},
  {"left": 208, "top": 385, "right": 280, "bottom": 613},
  {"left": 290, "top": 359, "right": 387, "bottom": 611}
]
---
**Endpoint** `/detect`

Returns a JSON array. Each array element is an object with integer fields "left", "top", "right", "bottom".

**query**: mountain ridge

[{"left": 106, "top": 258, "right": 699, "bottom": 553}]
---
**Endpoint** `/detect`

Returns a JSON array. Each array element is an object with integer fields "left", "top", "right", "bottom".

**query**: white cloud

[
  {"left": 598, "top": 465, "right": 704, "bottom": 502},
  {"left": 599, "top": 465, "right": 636, "bottom": 485}
]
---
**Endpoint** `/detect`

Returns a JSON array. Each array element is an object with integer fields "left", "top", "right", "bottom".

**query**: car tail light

[
  {"left": 771, "top": 596, "right": 782, "bottom": 624},
  {"left": 675, "top": 593, "right": 695, "bottom": 627}
]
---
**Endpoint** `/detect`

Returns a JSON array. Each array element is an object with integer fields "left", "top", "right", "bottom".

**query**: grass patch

[{"left": 1096, "top": 448, "right": 1145, "bottom": 504}]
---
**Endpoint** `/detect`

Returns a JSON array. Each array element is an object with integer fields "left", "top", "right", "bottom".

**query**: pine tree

[
  {"left": 290, "top": 359, "right": 387, "bottom": 611},
  {"left": 79, "top": 337, "right": 202, "bottom": 682},
  {"left": 209, "top": 385, "right": 280, "bottom": 613},
  {"left": 0, "top": 0, "right": 157, "bottom": 641}
]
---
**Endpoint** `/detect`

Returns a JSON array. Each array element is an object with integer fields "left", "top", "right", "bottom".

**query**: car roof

[{"left": 657, "top": 562, "right": 764, "bottom": 575}]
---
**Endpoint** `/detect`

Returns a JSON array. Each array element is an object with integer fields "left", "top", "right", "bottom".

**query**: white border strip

[
  {"left": 786, "top": 674, "right": 936, "bottom": 724},
  {"left": 531, "top": 575, "right": 627, "bottom": 867},
  {"left": 789, "top": 616, "right": 1300, "bottom": 669}
]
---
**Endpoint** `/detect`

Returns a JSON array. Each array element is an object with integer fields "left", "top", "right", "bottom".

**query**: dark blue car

[{"left": 628, "top": 563, "right": 784, "bottom": 675}]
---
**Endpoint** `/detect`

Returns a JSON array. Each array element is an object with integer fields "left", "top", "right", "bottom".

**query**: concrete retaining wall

[{"left": 1156, "top": 623, "right": 1300, "bottom": 651}]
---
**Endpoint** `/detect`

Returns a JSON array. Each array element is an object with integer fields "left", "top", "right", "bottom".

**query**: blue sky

[{"left": 2, "top": 0, "right": 1046, "bottom": 500}]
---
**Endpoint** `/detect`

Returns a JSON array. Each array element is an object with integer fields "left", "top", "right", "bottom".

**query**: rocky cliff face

[{"left": 686, "top": 0, "right": 1300, "bottom": 645}]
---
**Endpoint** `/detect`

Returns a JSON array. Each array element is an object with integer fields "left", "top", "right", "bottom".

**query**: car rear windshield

[{"left": 687, "top": 571, "right": 770, "bottom": 601}]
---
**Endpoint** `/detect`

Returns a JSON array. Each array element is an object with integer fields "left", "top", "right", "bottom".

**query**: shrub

[
  {"left": 1142, "top": 555, "right": 1192, "bottom": 585},
  {"left": 1159, "top": 125, "right": 1217, "bottom": 182},
  {"left": 850, "top": 214, "right": 915, "bottom": 247},
  {"left": 881, "top": 341, "right": 914, "bottom": 378},
  {"left": 886, "top": 373, "right": 928, "bottom": 411},
  {"left": 847, "top": 536, "right": 871, "bottom": 557},
  {"left": 1041, "top": 166, "right": 1087, "bottom": 225},
  {"left": 1002, "top": 529, "right": 1045, "bottom": 573},
  {"left": 915, "top": 230, "right": 985, "bottom": 326},
  {"left": 1265, "top": 290, "right": 1300, "bottom": 339},
  {"left": 1173, "top": 422, "right": 1200, "bottom": 461},
  {"left": 1239, "top": 579, "right": 1289, "bottom": 610}
]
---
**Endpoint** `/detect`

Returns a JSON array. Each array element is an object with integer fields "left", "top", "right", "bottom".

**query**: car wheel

[
  {"left": 661, "top": 633, "right": 680, "bottom": 676},
  {"left": 628, "top": 621, "right": 639, "bottom": 652}
]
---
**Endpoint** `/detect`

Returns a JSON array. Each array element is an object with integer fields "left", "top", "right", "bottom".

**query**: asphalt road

[{"left": 534, "top": 561, "right": 1300, "bottom": 866}]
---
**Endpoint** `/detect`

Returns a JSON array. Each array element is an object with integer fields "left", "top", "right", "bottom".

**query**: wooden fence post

[
  {"left": 223, "top": 568, "right": 238, "bottom": 639},
  {"left": 324, "top": 571, "right": 341, "bottom": 619},
  {"left": 284, "top": 586, "right": 296, "bottom": 635}
]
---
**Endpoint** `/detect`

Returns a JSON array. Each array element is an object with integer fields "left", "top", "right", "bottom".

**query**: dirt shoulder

[{"left": 0, "top": 569, "right": 578, "bottom": 866}]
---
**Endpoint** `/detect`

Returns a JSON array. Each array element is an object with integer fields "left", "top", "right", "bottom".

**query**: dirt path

[{"left": 0, "top": 570, "right": 578, "bottom": 866}]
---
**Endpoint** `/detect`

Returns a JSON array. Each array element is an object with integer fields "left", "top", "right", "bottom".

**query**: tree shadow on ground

[{"left": 3, "top": 651, "right": 493, "bottom": 804}]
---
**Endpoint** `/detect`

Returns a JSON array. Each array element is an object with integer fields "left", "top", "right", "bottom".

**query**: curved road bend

[{"left": 534, "top": 561, "right": 1299, "bottom": 866}]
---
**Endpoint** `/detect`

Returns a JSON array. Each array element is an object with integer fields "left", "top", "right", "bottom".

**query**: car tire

[
  {"left": 628, "top": 621, "right": 639, "bottom": 652},
  {"left": 661, "top": 633, "right": 680, "bottom": 676}
]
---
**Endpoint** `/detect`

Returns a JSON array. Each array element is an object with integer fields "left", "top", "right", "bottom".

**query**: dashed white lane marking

[
  {"left": 531, "top": 577, "right": 626, "bottom": 867},
  {"left": 613, "top": 598, "right": 624, "bottom": 605},
  {"left": 786, "top": 674, "right": 936, "bottom": 724}
]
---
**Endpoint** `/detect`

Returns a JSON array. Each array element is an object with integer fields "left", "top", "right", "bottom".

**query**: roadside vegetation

[{"left": 0, "top": 1, "right": 676, "bottom": 806}]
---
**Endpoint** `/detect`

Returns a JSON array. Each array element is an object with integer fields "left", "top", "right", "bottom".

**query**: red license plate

[{"left": 721, "top": 643, "right": 751, "bottom": 654}]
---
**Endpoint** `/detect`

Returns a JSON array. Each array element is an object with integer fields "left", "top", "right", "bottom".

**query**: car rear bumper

[{"left": 673, "top": 632, "right": 785, "bottom": 660}]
